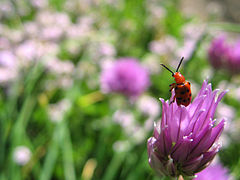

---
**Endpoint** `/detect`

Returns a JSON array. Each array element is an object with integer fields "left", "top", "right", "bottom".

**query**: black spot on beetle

[
  {"left": 188, "top": 98, "right": 190, "bottom": 101},
  {"left": 189, "top": 93, "right": 192, "bottom": 97},
  {"left": 183, "top": 99, "right": 186, "bottom": 102},
  {"left": 181, "top": 91, "right": 185, "bottom": 95},
  {"left": 177, "top": 97, "right": 182, "bottom": 101},
  {"left": 187, "top": 89, "right": 189, "bottom": 92}
]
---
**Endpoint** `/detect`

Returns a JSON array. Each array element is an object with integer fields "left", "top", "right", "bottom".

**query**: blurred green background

[{"left": 0, "top": 0, "right": 240, "bottom": 179}]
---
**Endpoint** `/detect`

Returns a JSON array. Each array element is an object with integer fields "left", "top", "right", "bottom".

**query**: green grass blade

[{"left": 61, "top": 123, "right": 76, "bottom": 180}]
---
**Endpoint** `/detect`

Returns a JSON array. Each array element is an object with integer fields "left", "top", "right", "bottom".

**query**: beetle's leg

[
  {"left": 170, "top": 95, "right": 175, "bottom": 104},
  {"left": 169, "top": 83, "right": 176, "bottom": 92},
  {"left": 169, "top": 83, "right": 176, "bottom": 105}
]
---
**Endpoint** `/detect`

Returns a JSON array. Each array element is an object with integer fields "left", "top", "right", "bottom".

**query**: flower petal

[
  {"left": 205, "top": 90, "right": 228, "bottom": 121},
  {"left": 171, "top": 135, "right": 193, "bottom": 163},
  {"left": 197, "top": 120, "right": 225, "bottom": 154},
  {"left": 195, "top": 144, "right": 220, "bottom": 172},
  {"left": 193, "top": 80, "right": 208, "bottom": 100},
  {"left": 148, "top": 137, "right": 168, "bottom": 176},
  {"left": 182, "top": 155, "right": 204, "bottom": 175},
  {"left": 159, "top": 98, "right": 168, "bottom": 129},
  {"left": 189, "top": 123, "right": 213, "bottom": 159},
  {"left": 189, "top": 95, "right": 206, "bottom": 119},
  {"left": 166, "top": 157, "right": 177, "bottom": 177},
  {"left": 185, "top": 109, "right": 205, "bottom": 136}
]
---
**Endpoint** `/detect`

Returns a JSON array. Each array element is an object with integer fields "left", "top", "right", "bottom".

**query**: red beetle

[{"left": 161, "top": 57, "right": 192, "bottom": 107}]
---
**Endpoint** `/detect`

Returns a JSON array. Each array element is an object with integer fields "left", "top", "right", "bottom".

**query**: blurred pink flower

[
  {"left": 66, "top": 16, "right": 94, "bottom": 39},
  {"left": 0, "top": 37, "right": 10, "bottom": 49},
  {"left": 23, "top": 22, "right": 39, "bottom": 37},
  {"left": 194, "top": 163, "right": 230, "bottom": 180},
  {"left": 208, "top": 36, "right": 229, "bottom": 69},
  {"left": 30, "top": 0, "right": 48, "bottom": 8},
  {"left": 149, "top": 36, "right": 177, "bottom": 56},
  {"left": 0, "top": 68, "right": 18, "bottom": 84},
  {"left": 227, "top": 40, "right": 240, "bottom": 73},
  {"left": 16, "top": 40, "right": 40, "bottom": 61},
  {"left": 0, "top": 2, "right": 13, "bottom": 18},
  {"left": 13, "top": 146, "right": 31, "bottom": 166},
  {"left": 98, "top": 42, "right": 116, "bottom": 57},
  {"left": 0, "top": 50, "right": 16, "bottom": 68},
  {"left": 0, "top": 51, "right": 18, "bottom": 84},
  {"left": 148, "top": 80, "right": 227, "bottom": 177},
  {"left": 208, "top": 36, "right": 240, "bottom": 73},
  {"left": 41, "top": 26, "right": 63, "bottom": 41},
  {"left": 48, "top": 99, "right": 71, "bottom": 123},
  {"left": 100, "top": 58, "right": 150, "bottom": 98},
  {"left": 45, "top": 59, "right": 74, "bottom": 75},
  {"left": 136, "top": 95, "right": 160, "bottom": 118}
]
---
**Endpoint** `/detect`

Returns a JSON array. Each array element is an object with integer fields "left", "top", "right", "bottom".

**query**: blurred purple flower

[
  {"left": 41, "top": 26, "right": 63, "bottom": 41},
  {"left": 194, "top": 163, "right": 230, "bottom": 180},
  {"left": 208, "top": 36, "right": 229, "bottom": 69},
  {"left": 0, "top": 50, "right": 16, "bottom": 68},
  {"left": 147, "top": 80, "right": 227, "bottom": 178},
  {"left": 227, "top": 40, "right": 240, "bottom": 73},
  {"left": 100, "top": 58, "right": 150, "bottom": 98},
  {"left": 208, "top": 36, "right": 240, "bottom": 73},
  {"left": 98, "top": 42, "right": 116, "bottom": 57}
]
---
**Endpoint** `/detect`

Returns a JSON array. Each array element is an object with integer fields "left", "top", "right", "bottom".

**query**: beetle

[{"left": 160, "top": 57, "right": 192, "bottom": 107}]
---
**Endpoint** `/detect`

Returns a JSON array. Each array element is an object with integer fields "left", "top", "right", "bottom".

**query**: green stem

[
  {"left": 126, "top": 149, "right": 148, "bottom": 180},
  {"left": 102, "top": 152, "right": 126, "bottom": 180},
  {"left": 233, "top": 158, "right": 240, "bottom": 179},
  {"left": 210, "top": 22, "right": 240, "bottom": 33},
  {"left": 62, "top": 122, "right": 76, "bottom": 180},
  {"left": 39, "top": 123, "right": 62, "bottom": 180},
  {"left": 8, "top": 95, "right": 36, "bottom": 179}
]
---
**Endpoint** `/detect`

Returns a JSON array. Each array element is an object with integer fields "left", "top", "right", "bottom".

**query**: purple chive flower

[
  {"left": 208, "top": 36, "right": 229, "bottom": 69},
  {"left": 208, "top": 36, "right": 240, "bottom": 73},
  {"left": 147, "top": 80, "right": 227, "bottom": 178},
  {"left": 195, "top": 163, "right": 230, "bottom": 180},
  {"left": 227, "top": 40, "right": 240, "bottom": 73},
  {"left": 100, "top": 58, "right": 150, "bottom": 98}
]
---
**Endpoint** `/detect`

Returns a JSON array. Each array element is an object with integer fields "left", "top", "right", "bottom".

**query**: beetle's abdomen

[{"left": 174, "top": 81, "right": 191, "bottom": 106}]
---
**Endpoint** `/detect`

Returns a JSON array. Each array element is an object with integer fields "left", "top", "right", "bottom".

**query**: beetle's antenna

[
  {"left": 176, "top": 57, "right": 184, "bottom": 72},
  {"left": 160, "top": 64, "right": 174, "bottom": 75}
]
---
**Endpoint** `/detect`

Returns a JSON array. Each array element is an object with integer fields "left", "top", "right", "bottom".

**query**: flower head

[
  {"left": 13, "top": 146, "right": 31, "bottom": 166},
  {"left": 208, "top": 36, "right": 240, "bottom": 73},
  {"left": 136, "top": 95, "right": 160, "bottom": 118},
  {"left": 195, "top": 163, "right": 230, "bottom": 180},
  {"left": 208, "top": 36, "right": 229, "bottom": 69},
  {"left": 227, "top": 40, "right": 240, "bottom": 73},
  {"left": 147, "top": 80, "right": 227, "bottom": 178},
  {"left": 100, "top": 58, "right": 150, "bottom": 98},
  {"left": 48, "top": 99, "right": 72, "bottom": 123}
]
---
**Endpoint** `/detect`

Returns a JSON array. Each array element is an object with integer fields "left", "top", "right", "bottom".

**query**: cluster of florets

[
  {"left": 208, "top": 36, "right": 240, "bottom": 74},
  {"left": 100, "top": 58, "right": 150, "bottom": 99},
  {"left": 148, "top": 80, "right": 227, "bottom": 178}
]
